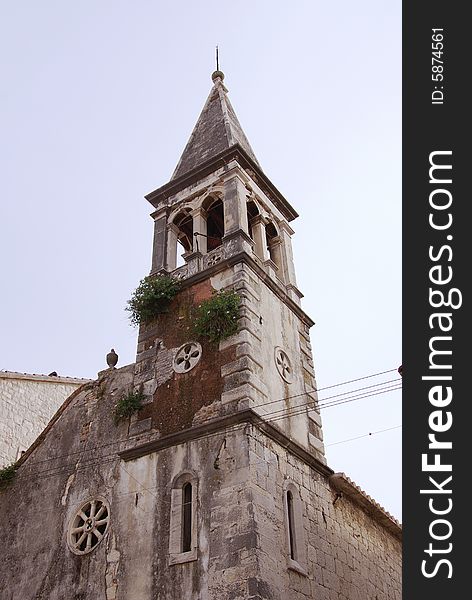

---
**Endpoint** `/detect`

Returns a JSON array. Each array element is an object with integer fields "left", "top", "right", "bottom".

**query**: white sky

[{"left": 0, "top": 1, "right": 401, "bottom": 518}]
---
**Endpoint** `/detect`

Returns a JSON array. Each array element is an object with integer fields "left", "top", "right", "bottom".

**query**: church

[{"left": 0, "top": 69, "right": 401, "bottom": 600}]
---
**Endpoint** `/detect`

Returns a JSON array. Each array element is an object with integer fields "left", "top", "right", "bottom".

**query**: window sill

[
  {"left": 169, "top": 548, "right": 198, "bottom": 565},
  {"left": 288, "top": 558, "right": 308, "bottom": 577}
]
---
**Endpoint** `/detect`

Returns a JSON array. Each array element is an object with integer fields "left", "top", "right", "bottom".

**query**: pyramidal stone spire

[{"left": 171, "top": 70, "right": 261, "bottom": 181}]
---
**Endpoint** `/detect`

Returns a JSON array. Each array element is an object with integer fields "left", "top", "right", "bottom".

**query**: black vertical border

[{"left": 403, "top": 2, "right": 468, "bottom": 597}]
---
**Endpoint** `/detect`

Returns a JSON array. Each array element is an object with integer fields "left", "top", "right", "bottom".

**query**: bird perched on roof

[{"left": 106, "top": 349, "right": 118, "bottom": 369}]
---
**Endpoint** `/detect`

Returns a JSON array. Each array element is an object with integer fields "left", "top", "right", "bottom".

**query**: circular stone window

[
  {"left": 68, "top": 497, "right": 110, "bottom": 555},
  {"left": 173, "top": 342, "right": 202, "bottom": 374},
  {"left": 274, "top": 347, "right": 293, "bottom": 383}
]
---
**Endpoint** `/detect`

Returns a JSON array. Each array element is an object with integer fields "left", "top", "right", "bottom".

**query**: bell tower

[
  {"left": 133, "top": 70, "right": 325, "bottom": 462},
  {"left": 0, "top": 69, "right": 401, "bottom": 600}
]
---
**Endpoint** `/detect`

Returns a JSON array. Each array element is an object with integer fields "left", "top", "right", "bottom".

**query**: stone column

[
  {"left": 268, "top": 237, "right": 284, "bottom": 282},
  {"left": 278, "top": 221, "right": 298, "bottom": 287},
  {"left": 150, "top": 210, "right": 168, "bottom": 273},
  {"left": 250, "top": 215, "right": 269, "bottom": 262},
  {"left": 223, "top": 172, "right": 249, "bottom": 237},
  {"left": 191, "top": 207, "right": 207, "bottom": 254},
  {"left": 166, "top": 223, "right": 180, "bottom": 271}
]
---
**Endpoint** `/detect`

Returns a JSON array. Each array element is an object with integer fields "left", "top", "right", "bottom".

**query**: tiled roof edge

[{"left": 329, "top": 472, "right": 402, "bottom": 540}]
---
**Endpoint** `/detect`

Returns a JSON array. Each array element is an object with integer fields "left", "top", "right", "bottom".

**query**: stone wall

[
  {"left": 0, "top": 371, "right": 88, "bottom": 467},
  {"left": 133, "top": 258, "right": 324, "bottom": 462},
  {"left": 247, "top": 426, "right": 402, "bottom": 600}
]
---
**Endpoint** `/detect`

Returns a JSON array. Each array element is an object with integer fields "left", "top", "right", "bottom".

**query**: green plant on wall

[
  {"left": 0, "top": 463, "right": 18, "bottom": 490},
  {"left": 126, "top": 274, "right": 181, "bottom": 326},
  {"left": 194, "top": 290, "right": 241, "bottom": 344},
  {"left": 113, "top": 389, "right": 145, "bottom": 424}
]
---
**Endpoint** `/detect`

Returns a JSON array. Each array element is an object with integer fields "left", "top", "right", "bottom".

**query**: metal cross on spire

[{"left": 216, "top": 45, "right": 219, "bottom": 71}]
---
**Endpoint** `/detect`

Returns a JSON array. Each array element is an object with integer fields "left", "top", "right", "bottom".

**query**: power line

[
  {"left": 249, "top": 368, "right": 399, "bottom": 410},
  {"left": 265, "top": 385, "right": 402, "bottom": 425},
  {"left": 14, "top": 381, "right": 401, "bottom": 483},
  {"left": 12, "top": 369, "right": 401, "bottom": 479},
  {"left": 14, "top": 380, "right": 402, "bottom": 480},
  {"left": 14, "top": 424, "right": 248, "bottom": 484},
  {"left": 18, "top": 378, "right": 401, "bottom": 473},
  {"left": 17, "top": 368, "right": 400, "bottom": 469},
  {"left": 254, "top": 378, "right": 401, "bottom": 420},
  {"left": 326, "top": 425, "right": 402, "bottom": 447},
  {"left": 66, "top": 367, "right": 399, "bottom": 412}
]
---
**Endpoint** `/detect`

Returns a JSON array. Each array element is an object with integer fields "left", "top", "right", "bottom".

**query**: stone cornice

[
  {"left": 145, "top": 144, "right": 299, "bottom": 223},
  {"left": 165, "top": 251, "right": 315, "bottom": 329},
  {"left": 119, "top": 408, "right": 332, "bottom": 477}
]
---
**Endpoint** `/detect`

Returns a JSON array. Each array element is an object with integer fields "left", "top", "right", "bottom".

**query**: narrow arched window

[
  {"left": 287, "top": 490, "right": 296, "bottom": 560},
  {"left": 169, "top": 473, "right": 198, "bottom": 565},
  {"left": 284, "top": 484, "right": 307, "bottom": 574},
  {"left": 182, "top": 482, "right": 192, "bottom": 553}
]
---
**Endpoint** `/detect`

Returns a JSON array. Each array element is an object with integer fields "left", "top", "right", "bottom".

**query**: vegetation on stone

[
  {"left": 193, "top": 290, "right": 240, "bottom": 344},
  {"left": 126, "top": 274, "right": 181, "bottom": 326},
  {"left": 113, "top": 389, "right": 145, "bottom": 424},
  {"left": 0, "top": 462, "right": 18, "bottom": 490}
]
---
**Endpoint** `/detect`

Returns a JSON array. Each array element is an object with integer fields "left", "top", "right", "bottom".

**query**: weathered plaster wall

[
  {"left": 0, "top": 367, "right": 253, "bottom": 600},
  {"left": 0, "top": 372, "right": 87, "bottom": 468}
]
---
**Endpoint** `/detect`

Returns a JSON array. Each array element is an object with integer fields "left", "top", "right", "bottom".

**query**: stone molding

[{"left": 0, "top": 371, "right": 91, "bottom": 385}]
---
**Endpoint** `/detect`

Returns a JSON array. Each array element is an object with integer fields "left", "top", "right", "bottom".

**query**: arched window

[
  {"left": 181, "top": 482, "right": 192, "bottom": 553},
  {"left": 205, "top": 198, "right": 224, "bottom": 251},
  {"left": 174, "top": 211, "right": 193, "bottom": 267},
  {"left": 169, "top": 473, "right": 198, "bottom": 565},
  {"left": 286, "top": 490, "right": 296, "bottom": 560},
  {"left": 246, "top": 200, "right": 259, "bottom": 241},
  {"left": 284, "top": 483, "right": 307, "bottom": 575}
]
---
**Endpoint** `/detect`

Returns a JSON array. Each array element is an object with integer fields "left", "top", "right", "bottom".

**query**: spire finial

[{"left": 211, "top": 45, "right": 224, "bottom": 83}]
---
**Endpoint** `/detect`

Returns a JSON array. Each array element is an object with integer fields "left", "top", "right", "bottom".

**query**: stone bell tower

[
  {"left": 0, "top": 70, "right": 401, "bottom": 600},
  {"left": 132, "top": 69, "right": 325, "bottom": 461}
]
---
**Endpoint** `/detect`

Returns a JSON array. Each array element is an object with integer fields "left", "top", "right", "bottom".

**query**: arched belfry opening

[
  {"left": 266, "top": 221, "right": 283, "bottom": 278},
  {"left": 167, "top": 209, "right": 194, "bottom": 270},
  {"left": 174, "top": 211, "right": 193, "bottom": 253},
  {"left": 246, "top": 200, "right": 260, "bottom": 241},
  {"left": 175, "top": 211, "right": 193, "bottom": 266},
  {"left": 204, "top": 197, "right": 224, "bottom": 252}
]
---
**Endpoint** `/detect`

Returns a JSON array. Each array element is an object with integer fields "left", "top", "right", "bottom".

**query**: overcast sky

[{"left": 0, "top": 1, "right": 401, "bottom": 518}]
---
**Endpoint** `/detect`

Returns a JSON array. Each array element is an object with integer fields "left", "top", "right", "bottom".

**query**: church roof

[
  {"left": 0, "top": 370, "right": 90, "bottom": 384},
  {"left": 171, "top": 71, "right": 261, "bottom": 180}
]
